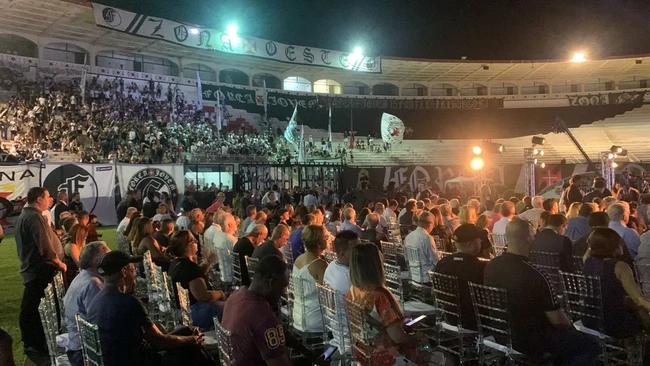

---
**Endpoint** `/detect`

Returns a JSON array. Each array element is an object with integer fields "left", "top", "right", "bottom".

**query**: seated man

[
  {"left": 252, "top": 224, "right": 290, "bottom": 262},
  {"left": 221, "top": 256, "right": 292, "bottom": 365},
  {"left": 434, "top": 224, "right": 486, "bottom": 330},
  {"left": 234, "top": 224, "right": 268, "bottom": 287},
  {"left": 533, "top": 214, "right": 573, "bottom": 272},
  {"left": 87, "top": 251, "right": 210, "bottom": 366},
  {"left": 484, "top": 218, "right": 600, "bottom": 363},
  {"left": 63, "top": 242, "right": 110, "bottom": 366},
  {"left": 360, "top": 213, "right": 387, "bottom": 248},
  {"left": 404, "top": 211, "right": 439, "bottom": 283}
]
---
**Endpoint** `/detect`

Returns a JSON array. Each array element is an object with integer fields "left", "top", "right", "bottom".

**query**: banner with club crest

[
  {"left": 91, "top": 3, "right": 381, "bottom": 73},
  {"left": 117, "top": 164, "right": 186, "bottom": 210}
]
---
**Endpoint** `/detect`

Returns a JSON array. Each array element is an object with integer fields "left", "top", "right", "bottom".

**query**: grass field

[{"left": 0, "top": 226, "right": 117, "bottom": 364}]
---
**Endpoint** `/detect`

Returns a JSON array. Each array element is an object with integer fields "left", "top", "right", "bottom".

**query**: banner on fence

[
  {"left": 0, "top": 164, "right": 41, "bottom": 232},
  {"left": 41, "top": 163, "right": 118, "bottom": 225},
  {"left": 117, "top": 164, "right": 185, "bottom": 208},
  {"left": 91, "top": 3, "right": 381, "bottom": 73}
]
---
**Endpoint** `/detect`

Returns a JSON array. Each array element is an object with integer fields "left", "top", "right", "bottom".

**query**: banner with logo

[
  {"left": 117, "top": 164, "right": 185, "bottom": 210},
  {"left": 41, "top": 163, "right": 117, "bottom": 225},
  {"left": 568, "top": 91, "right": 646, "bottom": 106},
  {"left": 0, "top": 164, "right": 40, "bottom": 232},
  {"left": 91, "top": 3, "right": 381, "bottom": 73},
  {"left": 200, "top": 84, "right": 262, "bottom": 112}
]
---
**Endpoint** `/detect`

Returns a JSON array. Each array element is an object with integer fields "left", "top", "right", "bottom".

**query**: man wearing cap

[
  {"left": 434, "top": 224, "right": 487, "bottom": 330},
  {"left": 87, "top": 251, "right": 210, "bottom": 366}
]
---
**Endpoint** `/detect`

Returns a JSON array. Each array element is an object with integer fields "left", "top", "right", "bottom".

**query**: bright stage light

[
  {"left": 534, "top": 158, "right": 538, "bottom": 164},
  {"left": 353, "top": 47, "right": 362, "bottom": 55},
  {"left": 349, "top": 47, "right": 363, "bottom": 64},
  {"left": 612, "top": 162, "right": 618, "bottom": 168},
  {"left": 540, "top": 150, "right": 544, "bottom": 156},
  {"left": 541, "top": 162, "right": 546, "bottom": 168},
  {"left": 226, "top": 23, "right": 238, "bottom": 36},
  {"left": 610, "top": 145, "right": 623, "bottom": 154},
  {"left": 189, "top": 28, "right": 199, "bottom": 35},
  {"left": 533, "top": 148, "right": 539, "bottom": 155},
  {"left": 608, "top": 153, "right": 615, "bottom": 160},
  {"left": 470, "top": 157, "right": 485, "bottom": 171},
  {"left": 472, "top": 146, "right": 482, "bottom": 155},
  {"left": 571, "top": 52, "right": 587, "bottom": 63}
]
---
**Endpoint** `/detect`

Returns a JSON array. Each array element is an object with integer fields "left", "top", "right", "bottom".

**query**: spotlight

[
  {"left": 608, "top": 153, "right": 615, "bottom": 160},
  {"left": 531, "top": 136, "right": 546, "bottom": 145},
  {"left": 472, "top": 146, "right": 482, "bottom": 155},
  {"left": 226, "top": 23, "right": 238, "bottom": 36},
  {"left": 541, "top": 162, "right": 546, "bottom": 168},
  {"left": 470, "top": 157, "right": 485, "bottom": 171},
  {"left": 499, "top": 145, "right": 505, "bottom": 153},
  {"left": 533, "top": 148, "right": 539, "bottom": 155},
  {"left": 534, "top": 158, "right": 538, "bottom": 164},
  {"left": 480, "top": 141, "right": 504, "bottom": 154},
  {"left": 612, "top": 162, "right": 618, "bottom": 168},
  {"left": 610, "top": 145, "right": 623, "bottom": 154},
  {"left": 189, "top": 28, "right": 199, "bottom": 35},
  {"left": 618, "top": 149, "right": 628, "bottom": 157},
  {"left": 571, "top": 52, "right": 587, "bottom": 63},
  {"left": 540, "top": 150, "right": 545, "bottom": 156}
]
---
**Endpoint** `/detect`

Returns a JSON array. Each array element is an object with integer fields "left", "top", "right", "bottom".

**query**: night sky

[{"left": 96, "top": 0, "right": 650, "bottom": 60}]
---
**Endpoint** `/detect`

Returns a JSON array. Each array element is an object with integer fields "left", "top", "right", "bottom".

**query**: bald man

[
  {"left": 484, "top": 218, "right": 600, "bottom": 363},
  {"left": 252, "top": 224, "right": 289, "bottom": 262},
  {"left": 234, "top": 224, "right": 269, "bottom": 287}
]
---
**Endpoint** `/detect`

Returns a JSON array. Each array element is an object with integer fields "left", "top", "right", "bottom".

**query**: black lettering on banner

[
  {"left": 320, "top": 50, "right": 332, "bottom": 65},
  {"left": 174, "top": 25, "right": 188, "bottom": 42},
  {"left": 303, "top": 48, "right": 314, "bottom": 64},
  {"left": 149, "top": 19, "right": 164, "bottom": 38},
  {"left": 198, "top": 30, "right": 212, "bottom": 48},
  {"left": 285, "top": 46, "right": 296, "bottom": 61},
  {"left": 339, "top": 54, "right": 349, "bottom": 68},
  {"left": 220, "top": 34, "right": 233, "bottom": 52},
  {"left": 265, "top": 41, "right": 277, "bottom": 56}
]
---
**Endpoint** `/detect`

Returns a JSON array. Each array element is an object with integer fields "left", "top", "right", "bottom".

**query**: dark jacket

[{"left": 533, "top": 228, "right": 574, "bottom": 272}]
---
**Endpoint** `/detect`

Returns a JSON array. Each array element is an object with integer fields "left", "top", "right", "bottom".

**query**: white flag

[
  {"left": 196, "top": 71, "right": 203, "bottom": 111},
  {"left": 381, "top": 113, "right": 405, "bottom": 144}
]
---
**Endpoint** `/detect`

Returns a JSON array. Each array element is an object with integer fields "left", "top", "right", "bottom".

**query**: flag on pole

[
  {"left": 263, "top": 78, "right": 268, "bottom": 121},
  {"left": 349, "top": 109, "right": 354, "bottom": 149},
  {"left": 328, "top": 105, "right": 332, "bottom": 143},
  {"left": 196, "top": 71, "right": 203, "bottom": 111},
  {"left": 80, "top": 69, "right": 87, "bottom": 106},
  {"left": 216, "top": 88, "right": 222, "bottom": 138},
  {"left": 298, "top": 123, "right": 305, "bottom": 163}
]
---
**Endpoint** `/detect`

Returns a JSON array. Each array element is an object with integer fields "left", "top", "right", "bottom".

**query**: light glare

[
  {"left": 541, "top": 162, "right": 546, "bottom": 168},
  {"left": 470, "top": 157, "right": 485, "bottom": 171},
  {"left": 472, "top": 146, "right": 482, "bottom": 155},
  {"left": 612, "top": 162, "right": 618, "bottom": 168},
  {"left": 571, "top": 52, "right": 587, "bottom": 63},
  {"left": 226, "top": 23, "right": 238, "bottom": 36},
  {"left": 189, "top": 28, "right": 199, "bottom": 35}
]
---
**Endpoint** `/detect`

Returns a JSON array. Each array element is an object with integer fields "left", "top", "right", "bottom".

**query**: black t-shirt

[
  {"left": 169, "top": 257, "right": 211, "bottom": 305},
  {"left": 153, "top": 231, "right": 170, "bottom": 249},
  {"left": 87, "top": 286, "right": 154, "bottom": 366},
  {"left": 234, "top": 237, "right": 256, "bottom": 287},
  {"left": 434, "top": 253, "right": 486, "bottom": 330},
  {"left": 252, "top": 240, "right": 284, "bottom": 262},
  {"left": 484, "top": 252, "right": 560, "bottom": 355},
  {"left": 142, "top": 201, "right": 158, "bottom": 219}
]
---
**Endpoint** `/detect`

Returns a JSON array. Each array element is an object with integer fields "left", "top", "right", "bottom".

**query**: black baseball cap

[
  {"left": 453, "top": 224, "right": 483, "bottom": 243},
  {"left": 98, "top": 251, "right": 143, "bottom": 275}
]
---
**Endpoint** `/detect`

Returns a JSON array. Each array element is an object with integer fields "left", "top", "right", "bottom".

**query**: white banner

[
  {"left": 91, "top": 3, "right": 381, "bottom": 73},
  {"left": 380, "top": 113, "right": 405, "bottom": 145},
  {"left": 41, "top": 163, "right": 118, "bottom": 225},
  {"left": 0, "top": 164, "right": 40, "bottom": 233},
  {"left": 117, "top": 164, "right": 185, "bottom": 210}
]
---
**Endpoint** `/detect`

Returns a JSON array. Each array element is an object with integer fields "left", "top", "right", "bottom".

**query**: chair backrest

[
  {"left": 282, "top": 242, "right": 294, "bottom": 266},
  {"left": 316, "top": 283, "right": 349, "bottom": 354},
  {"left": 403, "top": 245, "right": 424, "bottom": 283},
  {"left": 529, "top": 251, "right": 561, "bottom": 290},
  {"left": 230, "top": 251, "right": 242, "bottom": 286},
  {"left": 176, "top": 282, "right": 193, "bottom": 327},
  {"left": 344, "top": 297, "right": 373, "bottom": 364},
  {"left": 213, "top": 316, "right": 235, "bottom": 366},
  {"left": 217, "top": 247, "right": 234, "bottom": 283},
  {"left": 246, "top": 256, "right": 259, "bottom": 280},
  {"left": 491, "top": 233, "right": 507, "bottom": 247},
  {"left": 468, "top": 283, "right": 515, "bottom": 351},
  {"left": 572, "top": 255, "right": 584, "bottom": 274},
  {"left": 634, "top": 263, "right": 650, "bottom": 297},
  {"left": 38, "top": 286, "right": 59, "bottom": 366},
  {"left": 559, "top": 271, "right": 604, "bottom": 330},
  {"left": 383, "top": 262, "right": 404, "bottom": 306},
  {"left": 432, "top": 235, "right": 449, "bottom": 252},
  {"left": 76, "top": 315, "right": 104, "bottom": 366},
  {"left": 53, "top": 272, "right": 66, "bottom": 331},
  {"left": 430, "top": 271, "right": 463, "bottom": 328},
  {"left": 381, "top": 240, "right": 398, "bottom": 265}
]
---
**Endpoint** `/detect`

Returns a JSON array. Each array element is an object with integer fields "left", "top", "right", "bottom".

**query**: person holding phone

[{"left": 346, "top": 243, "right": 435, "bottom": 365}]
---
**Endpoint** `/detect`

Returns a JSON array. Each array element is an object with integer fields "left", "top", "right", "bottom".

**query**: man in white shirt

[
  {"left": 117, "top": 207, "right": 137, "bottom": 234},
  {"left": 246, "top": 211, "right": 267, "bottom": 235},
  {"left": 383, "top": 199, "right": 398, "bottom": 223},
  {"left": 204, "top": 210, "right": 226, "bottom": 251},
  {"left": 404, "top": 211, "right": 439, "bottom": 283},
  {"left": 518, "top": 196, "right": 545, "bottom": 231},
  {"left": 303, "top": 190, "right": 319, "bottom": 207},
  {"left": 212, "top": 213, "right": 238, "bottom": 283},
  {"left": 323, "top": 230, "right": 360, "bottom": 354},
  {"left": 492, "top": 201, "right": 516, "bottom": 236},
  {"left": 239, "top": 205, "right": 257, "bottom": 234}
]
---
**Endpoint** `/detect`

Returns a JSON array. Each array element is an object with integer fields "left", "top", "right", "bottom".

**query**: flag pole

[
  {"left": 263, "top": 78, "right": 268, "bottom": 123},
  {"left": 216, "top": 88, "right": 222, "bottom": 139},
  {"left": 328, "top": 104, "right": 332, "bottom": 144},
  {"left": 349, "top": 108, "right": 354, "bottom": 150}
]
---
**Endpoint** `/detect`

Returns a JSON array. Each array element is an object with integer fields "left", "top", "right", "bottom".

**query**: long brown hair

[
  {"left": 133, "top": 217, "right": 154, "bottom": 248},
  {"left": 124, "top": 211, "right": 142, "bottom": 236},
  {"left": 127, "top": 216, "right": 143, "bottom": 242},
  {"left": 349, "top": 243, "right": 403, "bottom": 318},
  {"left": 66, "top": 224, "right": 89, "bottom": 248}
]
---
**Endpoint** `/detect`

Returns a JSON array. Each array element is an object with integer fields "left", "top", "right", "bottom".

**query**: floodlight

[
  {"left": 533, "top": 148, "right": 539, "bottom": 155},
  {"left": 226, "top": 23, "right": 238, "bottom": 36},
  {"left": 612, "top": 162, "right": 618, "bottom": 168},
  {"left": 610, "top": 145, "right": 623, "bottom": 154},
  {"left": 470, "top": 157, "right": 485, "bottom": 171},
  {"left": 541, "top": 162, "right": 546, "bottom": 168},
  {"left": 540, "top": 150, "right": 545, "bottom": 156},
  {"left": 472, "top": 146, "right": 482, "bottom": 155},
  {"left": 531, "top": 136, "right": 546, "bottom": 145},
  {"left": 607, "top": 153, "right": 615, "bottom": 160},
  {"left": 571, "top": 52, "right": 587, "bottom": 63}
]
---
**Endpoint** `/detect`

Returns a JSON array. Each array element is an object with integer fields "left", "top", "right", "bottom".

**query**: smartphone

[
  {"left": 321, "top": 345, "right": 338, "bottom": 360},
  {"left": 405, "top": 315, "right": 427, "bottom": 327}
]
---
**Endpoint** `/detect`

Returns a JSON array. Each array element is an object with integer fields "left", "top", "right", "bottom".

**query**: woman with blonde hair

[
  {"left": 292, "top": 224, "right": 328, "bottom": 333},
  {"left": 346, "top": 243, "right": 433, "bottom": 365},
  {"left": 566, "top": 202, "right": 583, "bottom": 219},
  {"left": 62, "top": 224, "right": 89, "bottom": 288},
  {"left": 458, "top": 205, "right": 478, "bottom": 225},
  {"left": 134, "top": 217, "right": 171, "bottom": 270}
]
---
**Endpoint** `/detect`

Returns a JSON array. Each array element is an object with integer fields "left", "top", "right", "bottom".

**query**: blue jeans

[{"left": 190, "top": 301, "right": 224, "bottom": 330}]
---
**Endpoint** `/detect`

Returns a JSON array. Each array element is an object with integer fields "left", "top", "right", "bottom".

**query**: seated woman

[
  {"left": 583, "top": 228, "right": 650, "bottom": 338},
  {"left": 459, "top": 205, "right": 493, "bottom": 258},
  {"left": 346, "top": 243, "right": 434, "bottom": 365},
  {"left": 62, "top": 224, "right": 89, "bottom": 288},
  {"left": 292, "top": 224, "right": 328, "bottom": 333},
  {"left": 429, "top": 207, "right": 454, "bottom": 252},
  {"left": 134, "top": 217, "right": 171, "bottom": 271},
  {"left": 168, "top": 230, "right": 225, "bottom": 329},
  {"left": 325, "top": 207, "right": 342, "bottom": 236}
]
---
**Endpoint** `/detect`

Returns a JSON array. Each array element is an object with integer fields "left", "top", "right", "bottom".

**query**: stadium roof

[{"left": 4, "top": 0, "right": 650, "bottom": 84}]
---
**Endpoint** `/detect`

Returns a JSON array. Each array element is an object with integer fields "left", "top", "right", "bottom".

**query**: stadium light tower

[
  {"left": 226, "top": 23, "right": 238, "bottom": 36},
  {"left": 571, "top": 52, "right": 587, "bottom": 63}
]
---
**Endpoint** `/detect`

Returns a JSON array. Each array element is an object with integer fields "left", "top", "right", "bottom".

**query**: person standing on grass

[{"left": 15, "top": 187, "right": 66, "bottom": 366}]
